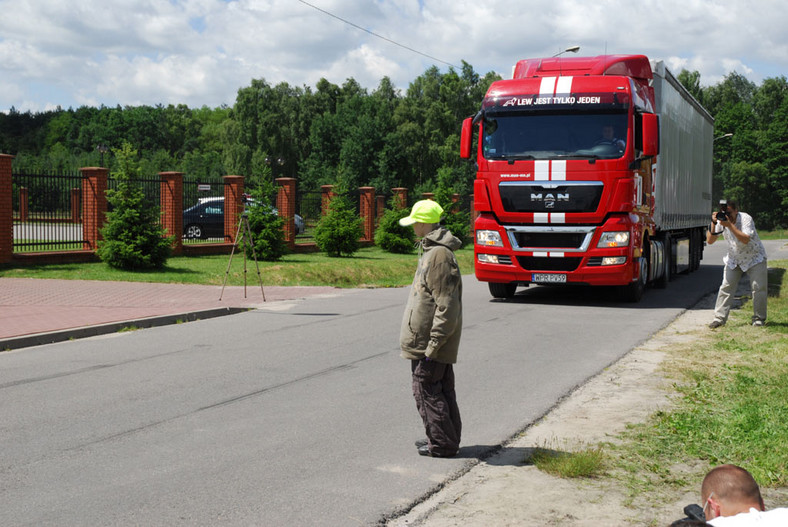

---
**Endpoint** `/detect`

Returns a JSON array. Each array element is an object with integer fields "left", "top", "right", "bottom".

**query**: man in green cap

[{"left": 399, "top": 199, "right": 463, "bottom": 458}]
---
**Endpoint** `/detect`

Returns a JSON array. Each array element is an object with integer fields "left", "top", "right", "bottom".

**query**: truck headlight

[
  {"left": 477, "top": 254, "right": 500, "bottom": 264},
  {"left": 597, "top": 231, "right": 630, "bottom": 248},
  {"left": 476, "top": 230, "right": 503, "bottom": 247}
]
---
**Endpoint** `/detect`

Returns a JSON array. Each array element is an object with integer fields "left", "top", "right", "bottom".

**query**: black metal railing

[
  {"left": 182, "top": 179, "right": 228, "bottom": 244},
  {"left": 12, "top": 171, "right": 86, "bottom": 252},
  {"left": 107, "top": 176, "right": 161, "bottom": 211},
  {"left": 295, "top": 190, "right": 321, "bottom": 241}
]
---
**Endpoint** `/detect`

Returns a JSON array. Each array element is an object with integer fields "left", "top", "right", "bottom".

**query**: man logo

[{"left": 531, "top": 192, "right": 569, "bottom": 209}]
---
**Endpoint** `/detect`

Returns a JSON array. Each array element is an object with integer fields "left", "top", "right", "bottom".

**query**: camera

[
  {"left": 716, "top": 200, "right": 728, "bottom": 222},
  {"left": 670, "top": 503, "right": 706, "bottom": 526}
]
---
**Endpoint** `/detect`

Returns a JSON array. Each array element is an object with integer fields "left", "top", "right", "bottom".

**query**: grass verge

[
  {"left": 0, "top": 246, "right": 475, "bottom": 288},
  {"left": 610, "top": 259, "right": 788, "bottom": 508},
  {"left": 528, "top": 440, "right": 607, "bottom": 479}
]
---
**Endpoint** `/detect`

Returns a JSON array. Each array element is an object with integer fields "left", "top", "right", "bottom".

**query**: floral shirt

[{"left": 721, "top": 211, "right": 767, "bottom": 272}]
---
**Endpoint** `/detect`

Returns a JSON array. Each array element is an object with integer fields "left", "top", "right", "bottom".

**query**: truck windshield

[{"left": 482, "top": 111, "right": 628, "bottom": 161}]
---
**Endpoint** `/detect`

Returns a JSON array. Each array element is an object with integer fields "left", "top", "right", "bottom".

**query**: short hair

[
  {"left": 725, "top": 200, "right": 738, "bottom": 211},
  {"left": 701, "top": 465, "right": 762, "bottom": 507}
]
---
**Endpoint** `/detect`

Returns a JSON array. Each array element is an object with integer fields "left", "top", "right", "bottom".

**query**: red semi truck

[{"left": 460, "top": 54, "right": 714, "bottom": 301}]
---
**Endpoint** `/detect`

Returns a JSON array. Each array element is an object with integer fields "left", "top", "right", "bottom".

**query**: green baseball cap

[{"left": 399, "top": 199, "right": 444, "bottom": 226}]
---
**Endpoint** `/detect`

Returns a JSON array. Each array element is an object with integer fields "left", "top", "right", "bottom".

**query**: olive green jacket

[{"left": 399, "top": 227, "right": 463, "bottom": 364}]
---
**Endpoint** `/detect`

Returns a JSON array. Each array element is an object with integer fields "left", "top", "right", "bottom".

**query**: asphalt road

[{"left": 1, "top": 240, "right": 785, "bottom": 526}]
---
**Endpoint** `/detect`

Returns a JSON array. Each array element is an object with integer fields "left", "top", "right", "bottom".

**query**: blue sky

[{"left": 1, "top": 0, "right": 786, "bottom": 113}]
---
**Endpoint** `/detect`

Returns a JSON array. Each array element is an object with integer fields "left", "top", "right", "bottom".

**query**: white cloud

[{"left": 0, "top": 0, "right": 786, "bottom": 112}]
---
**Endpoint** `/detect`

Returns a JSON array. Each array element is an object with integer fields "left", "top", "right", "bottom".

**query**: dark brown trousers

[{"left": 411, "top": 359, "right": 462, "bottom": 456}]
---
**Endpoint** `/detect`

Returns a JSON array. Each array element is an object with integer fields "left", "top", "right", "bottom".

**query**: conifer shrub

[
  {"left": 374, "top": 203, "right": 415, "bottom": 253},
  {"left": 314, "top": 193, "right": 363, "bottom": 257},
  {"left": 434, "top": 167, "right": 471, "bottom": 247},
  {"left": 244, "top": 178, "right": 288, "bottom": 261},
  {"left": 97, "top": 142, "right": 173, "bottom": 270}
]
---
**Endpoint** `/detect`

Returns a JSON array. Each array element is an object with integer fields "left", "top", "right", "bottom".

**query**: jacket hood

[{"left": 422, "top": 227, "right": 462, "bottom": 252}]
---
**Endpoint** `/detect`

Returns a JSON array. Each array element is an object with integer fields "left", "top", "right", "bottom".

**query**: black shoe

[
  {"left": 415, "top": 439, "right": 428, "bottom": 448},
  {"left": 709, "top": 320, "right": 725, "bottom": 329},
  {"left": 417, "top": 445, "right": 457, "bottom": 458}
]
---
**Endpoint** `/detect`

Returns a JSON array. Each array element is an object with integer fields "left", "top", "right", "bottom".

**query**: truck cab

[{"left": 461, "top": 54, "right": 706, "bottom": 302}]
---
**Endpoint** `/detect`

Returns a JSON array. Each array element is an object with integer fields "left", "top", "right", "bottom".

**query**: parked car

[{"left": 183, "top": 197, "right": 304, "bottom": 239}]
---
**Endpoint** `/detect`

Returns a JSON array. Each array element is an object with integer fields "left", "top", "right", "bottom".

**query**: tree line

[
  {"left": 0, "top": 62, "right": 498, "bottom": 201},
  {"left": 678, "top": 70, "right": 788, "bottom": 229},
  {"left": 1, "top": 61, "right": 785, "bottom": 228}
]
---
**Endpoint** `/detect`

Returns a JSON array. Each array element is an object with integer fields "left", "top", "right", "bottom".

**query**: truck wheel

[
  {"left": 621, "top": 257, "right": 647, "bottom": 302},
  {"left": 655, "top": 234, "right": 671, "bottom": 289},
  {"left": 489, "top": 282, "right": 517, "bottom": 299}
]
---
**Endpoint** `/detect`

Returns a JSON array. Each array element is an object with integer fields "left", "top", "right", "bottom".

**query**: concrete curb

[{"left": 0, "top": 307, "right": 250, "bottom": 351}]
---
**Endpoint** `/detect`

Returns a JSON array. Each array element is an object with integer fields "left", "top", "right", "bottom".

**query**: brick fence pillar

[
  {"left": 376, "top": 195, "right": 386, "bottom": 226},
  {"left": 391, "top": 187, "right": 408, "bottom": 210},
  {"left": 70, "top": 188, "right": 80, "bottom": 223},
  {"left": 359, "top": 186, "right": 375, "bottom": 241},
  {"left": 321, "top": 185, "right": 336, "bottom": 216},
  {"left": 159, "top": 171, "right": 183, "bottom": 255},
  {"left": 80, "top": 167, "right": 108, "bottom": 251},
  {"left": 276, "top": 177, "right": 296, "bottom": 248},
  {"left": 19, "top": 187, "right": 29, "bottom": 222},
  {"left": 0, "top": 154, "right": 14, "bottom": 263},
  {"left": 223, "top": 175, "right": 244, "bottom": 243},
  {"left": 451, "top": 193, "right": 460, "bottom": 212},
  {"left": 421, "top": 192, "right": 435, "bottom": 201}
]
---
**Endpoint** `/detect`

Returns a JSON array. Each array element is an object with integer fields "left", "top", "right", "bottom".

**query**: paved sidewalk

[{"left": 0, "top": 278, "right": 343, "bottom": 350}]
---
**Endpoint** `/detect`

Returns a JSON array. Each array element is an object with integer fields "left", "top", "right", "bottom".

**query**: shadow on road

[{"left": 485, "top": 263, "right": 724, "bottom": 310}]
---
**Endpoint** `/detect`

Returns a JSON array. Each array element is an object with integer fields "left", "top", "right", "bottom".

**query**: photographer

[
  {"left": 700, "top": 464, "right": 788, "bottom": 525},
  {"left": 706, "top": 200, "right": 768, "bottom": 328}
]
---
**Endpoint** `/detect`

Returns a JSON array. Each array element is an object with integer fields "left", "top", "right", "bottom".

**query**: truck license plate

[{"left": 532, "top": 273, "right": 567, "bottom": 284}]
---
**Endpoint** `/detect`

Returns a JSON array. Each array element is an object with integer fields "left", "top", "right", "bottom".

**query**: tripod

[{"left": 219, "top": 213, "right": 266, "bottom": 301}]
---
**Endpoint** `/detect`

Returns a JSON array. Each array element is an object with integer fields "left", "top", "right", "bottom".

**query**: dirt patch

[{"left": 387, "top": 292, "right": 777, "bottom": 526}]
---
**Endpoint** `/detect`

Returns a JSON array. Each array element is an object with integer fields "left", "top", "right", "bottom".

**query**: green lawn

[
  {"left": 611, "top": 260, "right": 788, "bottom": 507},
  {"left": 0, "top": 246, "right": 476, "bottom": 288}
]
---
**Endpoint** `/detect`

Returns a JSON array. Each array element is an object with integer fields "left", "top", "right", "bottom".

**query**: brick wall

[
  {"left": 159, "top": 172, "right": 183, "bottom": 255},
  {"left": 276, "top": 178, "right": 297, "bottom": 249},
  {"left": 0, "top": 154, "right": 14, "bottom": 263},
  {"left": 80, "top": 167, "right": 108, "bottom": 251}
]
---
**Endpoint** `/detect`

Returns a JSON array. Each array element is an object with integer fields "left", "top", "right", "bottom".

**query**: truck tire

[
  {"left": 621, "top": 256, "right": 647, "bottom": 302},
  {"left": 655, "top": 234, "right": 671, "bottom": 289},
  {"left": 489, "top": 282, "right": 517, "bottom": 299}
]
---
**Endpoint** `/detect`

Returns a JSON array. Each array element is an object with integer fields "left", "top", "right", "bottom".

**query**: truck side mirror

[
  {"left": 460, "top": 117, "right": 473, "bottom": 159},
  {"left": 642, "top": 113, "right": 659, "bottom": 157}
]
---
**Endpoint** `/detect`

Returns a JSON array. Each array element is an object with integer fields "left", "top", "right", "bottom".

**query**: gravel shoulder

[{"left": 387, "top": 293, "right": 739, "bottom": 526}]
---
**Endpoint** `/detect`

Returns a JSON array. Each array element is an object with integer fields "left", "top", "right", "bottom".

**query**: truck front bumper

[{"left": 474, "top": 250, "right": 636, "bottom": 286}]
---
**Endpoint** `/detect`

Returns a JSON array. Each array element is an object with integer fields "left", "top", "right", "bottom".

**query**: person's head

[
  {"left": 723, "top": 200, "right": 739, "bottom": 223},
  {"left": 602, "top": 125, "right": 615, "bottom": 139},
  {"left": 399, "top": 199, "right": 443, "bottom": 237},
  {"left": 701, "top": 464, "right": 764, "bottom": 520}
]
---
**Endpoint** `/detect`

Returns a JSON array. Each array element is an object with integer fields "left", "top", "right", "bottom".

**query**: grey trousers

[
  {"left": 411, "top": 359, "right": 461, "bottom": 456},
  {"left": 713, "top": 259, "right": 768, "bottom": 324}
]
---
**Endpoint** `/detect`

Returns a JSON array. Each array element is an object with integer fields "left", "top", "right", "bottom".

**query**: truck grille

[
  {"left": 512, "top": 231, "right": 588, "bottom": 249},
  {"left": 499, "top": 181, "right": 603, "bottom": 213},
  {"left": 506, "top": 226, "right": 596, "bottom": 252},
  {"left": 517, "top": 256, "right": 582, "bottom": 272}
]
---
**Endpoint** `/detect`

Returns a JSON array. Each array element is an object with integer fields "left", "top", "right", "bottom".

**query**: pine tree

[{"left": 97, "top": 141, "right": 173, "bottom": 269}]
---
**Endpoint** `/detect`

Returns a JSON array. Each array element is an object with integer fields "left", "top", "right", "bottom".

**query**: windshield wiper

[
  {"left": 502, "top": 154, "right": 536, "bottom": 164},
  {"left": 553, "top": 153, "right": 602, "bottom": 160},
  {"left": 553, "top": 153, "right": 601, "bottom": 163}
]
